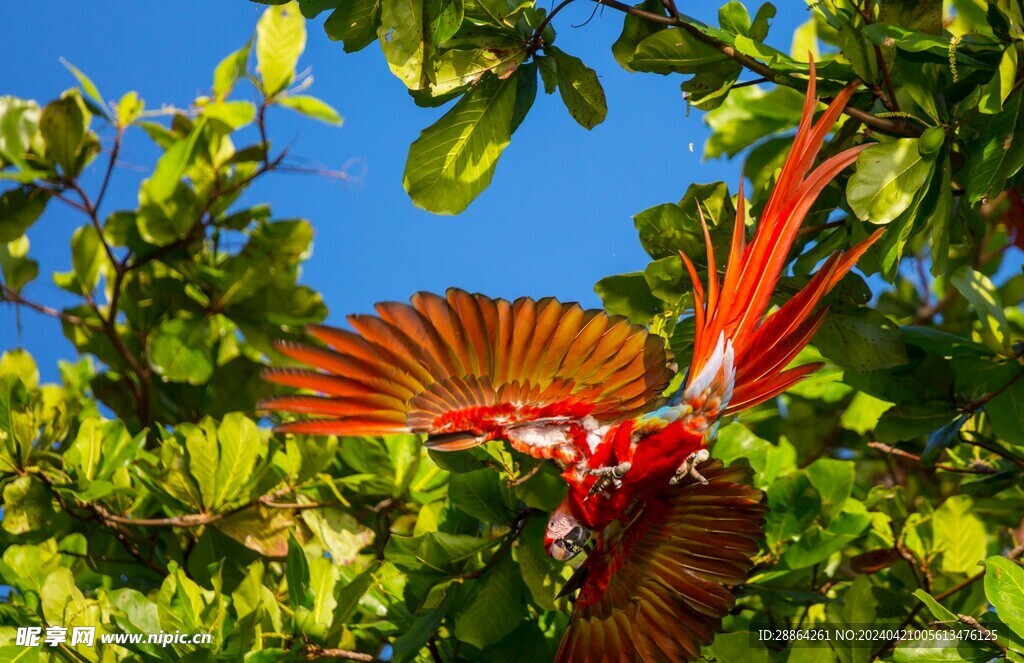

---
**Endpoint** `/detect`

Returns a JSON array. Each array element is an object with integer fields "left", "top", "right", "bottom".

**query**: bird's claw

[
  {"left": 585, "top": 462, "right": 631, "bottom": 500},
  {"left": 670, "top": 449, "right": 711, "bottom": 486}
]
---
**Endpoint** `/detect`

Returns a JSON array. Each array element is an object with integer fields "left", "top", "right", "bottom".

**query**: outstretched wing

[
  {"left": 555, "top": 462, "right": 765, "bottom": 662},
  {"left": 261, "top": 289, "right": 675, "bottom": 456}
]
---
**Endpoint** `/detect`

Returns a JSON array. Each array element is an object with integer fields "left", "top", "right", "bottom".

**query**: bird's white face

[{"left": 544, "top": 511, "right": 592, "bottom": 561}]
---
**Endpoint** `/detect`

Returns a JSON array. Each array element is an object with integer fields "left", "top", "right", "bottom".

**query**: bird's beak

[
  {"left": 547, "top": 525, "right": 592, "bottom": 562},
  {"left": 548, "top": 541, "right": 577, "bottom": 562}
]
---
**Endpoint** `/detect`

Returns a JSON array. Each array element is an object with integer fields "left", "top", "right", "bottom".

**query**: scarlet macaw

[{"left": 261, "top": 70, "right": 881, "bottom": 661}]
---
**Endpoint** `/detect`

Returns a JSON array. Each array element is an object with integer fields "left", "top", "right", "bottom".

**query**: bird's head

[{"left": 544, "top": 508, "right": 592, "bottom": 562}]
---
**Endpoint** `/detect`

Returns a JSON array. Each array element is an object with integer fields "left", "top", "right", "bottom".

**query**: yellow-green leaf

[
  {"left": 277, "top": 95, "right": 343, "bottom": 125},
  {"left": 256, "top": 1, "right": 307, "bottom": 97},
  {"left": 403, "top": 73, "right": 517, "bottom": 214}
]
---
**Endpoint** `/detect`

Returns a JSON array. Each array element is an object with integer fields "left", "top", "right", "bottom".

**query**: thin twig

[
  {"left": 464, "top": 508, "right": 542, "bottom": 580},
  {"left": 867, "top": 441, "right": 997, "bottom": 474},
  {"left": 304, "top": 644, "right": 374, "bottom": 661},
  {"left": 1, "top": 284, "right": 99, "bottom": 328}
]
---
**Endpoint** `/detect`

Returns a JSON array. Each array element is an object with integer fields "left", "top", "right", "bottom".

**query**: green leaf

[
  {"left": 213, "top": 42, "right": 251, "bottom": 100},
  {"left": 146, "top": 316, "right": 215, "bottom": 385},
  {"left": 548, "top": 47, "right": 607, "bottom": 130},
  {"left": 782, "top": 511, "right": 871, "bottom": 569},
  {"left": 912, "top": 589, "right": 958, "bottom": 622},
  {"left": 41, "top": 567, "right": 100, "bottom": 629},
  {"left": 840, "top": 391, "right": 894, "bottom": 434},
  {"left": 1, "top": 475, "right": 53, "bottom": 535},
  {"left": 385, "top": 531, "right": 497, "bottom": 575},
  {"left": 379, "top": 0, "right": 425, "bottom": 90},
  {"left": 454, "top": 554, "right": 527, "bottom": 648},
  {"left": 594, "top": 272, "right": 660, "bottom": 325},
  {"left": 805, "top": 458, "right": 855, "bottom": 510},
  {"left": 704, "top": 86, "right": 804, "bottom": 158},
  {"left": 0, "top": 348, "right": 38, "bottom": 389},
  {"left": 213, "top": 413, "right": 260, "bottom": 508},
  {"left": 60, "top": 58, "right": 106, "bottom": 114},
  {"left": 145, "top": 119, "right": 206, "bottom": 203},
  {"left": 403, "top": 73, "right": 516, "bottom": 214},
  {"left": 0, "top": 186, "right": 48, "bottom": 242},
  {"left": 203, "top": 100, "right": 257, "bottom": 130},
  {"left": 629, "top": 27, "right": 728, "bottom": 74},
  {"left": 256, "top": 1, "right": 307, "bottom": 96},
  {"left": 66, "top": 417, "right": 104, "bottom": 482},
  {"left": 428, "top": 0, "right": 463, "bottom": 44},
  {"left": 39, "top": 96, "right": 86, "bottom": 174},
  {"left": 893, "top": 638, "right": 993, "bottom": 661},
  {"left": 920, "top": 415, "right": 967, "bottom": 465},
  {"left": 286, "top": 535, "right": 313, "bottom": 610},
  {"left": 0, "top": 96, "right": 42, "bottom": 170},
  {"left": 680, "top": 59, "right": 742, "bottom": 111},
  {"left": 815, "top": 308, "right": 909, "bottom": 371},
  {"left": 934, "top": 495, "right": 987, "bottom": 574},
  {"left": 984, "top": 556, "right": 1024, "bottom": 640},
  {"left": 116, "top": 91, "right": 144, "bottom": 127},
  {"left": 979, "top": 46, "right": 1018, "bottom": 114},
  {"left": 511, "top": 62, "right": 537, "bottom": 133},
  {"left": 949, "top": 266, "right": 1012, "bottom": 353},
  {"left": 712, "top": 423, "right": 796, "bottom": 488},
  {"left": 71, "top": 224, "right": 103, "bottom": 292},
  {"left": 612, "top": 0, "right": 666, "bottom": 71},
  {"left": 277, "top": 95, "right": 343, "bottom": 125},
  {"left": 325, "top": 0, "right": 382, "bottom": 53},
  {"left": 875, "top": 402, "right": 960, "bottom": 443},
  {"left": 448, "top": 470, "right": 513, "bottom": 523},
  {"left": 0, "top": 238, "right": 38, "bottom": 294},
  {"left": 847, "top": 138, "right": 934, "bottom": 225},
  {"left": 765, "top": 471, "right": 821, "bottom": 544},
  {"left": 964, "top": 89, "right": 1024, "bottom": 204},
  {"left": 302, "top": 508, "right": 375, "bottom": 565}
]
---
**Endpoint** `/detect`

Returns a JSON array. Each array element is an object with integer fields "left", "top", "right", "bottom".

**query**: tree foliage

[{"left": 1, "top": 1, "right": 1024, "bottom": 662}]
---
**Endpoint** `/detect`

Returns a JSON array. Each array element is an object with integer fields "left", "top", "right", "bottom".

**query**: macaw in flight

[{"left": 261, "top": 68, "right": 881, "bottom": 661}]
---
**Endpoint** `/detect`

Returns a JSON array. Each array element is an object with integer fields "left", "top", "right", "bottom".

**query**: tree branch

[
  {"left": 464, "top": 508, "right": 542, "bottom": 580},
  {"left": 88, "top": 485, "right": 312, "bottom": 528},
  {"left": 1, "top": 283, "right": 100, "bottom": 328},
  {"left": 589, "top": 0, "right": 922, "bottom": 137},
  {"left": 867, "top": 441, "right": 998, "bottom": 474}
]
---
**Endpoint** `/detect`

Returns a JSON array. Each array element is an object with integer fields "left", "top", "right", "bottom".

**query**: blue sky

[{"left": 1, "top": 2, "right": 809, "bottom": 381}]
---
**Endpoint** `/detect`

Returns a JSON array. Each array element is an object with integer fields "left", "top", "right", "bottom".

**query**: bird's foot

[
  {"left": 670, "top": 449, "right": 711, "bottom": 486},
  {"left": 585, "top": 462, "right": 631, "bottom": 499}
]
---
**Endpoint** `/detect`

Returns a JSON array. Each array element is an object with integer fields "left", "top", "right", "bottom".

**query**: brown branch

[
  {"left": 507, "top": 463, "right": 542, "bottom": 487},
  {"left": 797, "top": 219, "right": 846, "bottom": 237},
  {"left": 90, "top": 485, "right": 306, "bottom": 528},
  {"left": 957, "top": 614, "right": 1007, "bottom": 654},
  {"left": 590, "top": 0, "right": 922, "bottom": 137},
  {"left": 966, "top": 368, "right": 1024, "bottom": 413},
  {"left": 464, "top": 508, "right": 542, "bottom": 580},
  {"left": 1, "top": 283, "right": 100, "bottom": 328},
  {"left": 958, "top": 432, "right": 1024, "bottom": 471},
  {"left": 528, "top": 0, "right": 577, "bottom": 52},
  {"left": 874, "top": 537, "right": 1024, "bottom": 658},
  {"left": 867, "top": 441, "right": 997, "bottom": 474},
  {"left": 35, "top": 471, "right": 167, "bottom": 576},
  {"left": 304, "top": 644, "right": 374, "bottom": 662},
  {"left": 732, "top": 77, "right": 770, "bottom": 89},
  {"left": 94, "top": 126, "right": 123, "bottom": 214}
]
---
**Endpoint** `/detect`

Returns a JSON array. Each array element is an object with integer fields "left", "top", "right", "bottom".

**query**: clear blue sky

[{"left": 1, "top": 2, "right": 808, "bottom": 381}]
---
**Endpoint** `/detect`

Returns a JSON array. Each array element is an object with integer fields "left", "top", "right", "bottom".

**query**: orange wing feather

[
  {"left": 555, "top": 462, "right": 766, "bottom": 662},
  {"left": 261, "top": 289, "right": 676, "bottom": 445}
]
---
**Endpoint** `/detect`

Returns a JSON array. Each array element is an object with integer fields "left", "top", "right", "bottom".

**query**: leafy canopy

[{"left": 1, "top": 1, "right": 1024, "bottom": 662}]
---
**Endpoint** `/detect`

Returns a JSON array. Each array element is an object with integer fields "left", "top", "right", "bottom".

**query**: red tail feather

[{"left": 683, "top": 63, "right": 883, "bottom": 415}]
